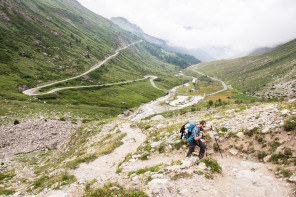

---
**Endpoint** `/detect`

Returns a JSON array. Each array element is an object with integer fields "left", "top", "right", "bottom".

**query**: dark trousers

[{"left": 186, "top": 140, "right": 206, "bottom": 158}]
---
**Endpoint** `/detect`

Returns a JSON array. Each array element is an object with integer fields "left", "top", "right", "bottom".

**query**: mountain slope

[
  {"left": 248, "top": 45, "right": 279, "bottom": 56},
  {"left": 0, "top": 0, "right": 200, "bottom": 122},
  {"left": 0, "top": 0, "right": 196, "bottom": 100},
  {"left": 0, "top": 0, "right": 135, "bottom": 97},
  {"left": 111, "top": 16, "right": 213, "bottom": 62},
  {"left": 194, "top": 38, "right": 296, "bottom": 98}
]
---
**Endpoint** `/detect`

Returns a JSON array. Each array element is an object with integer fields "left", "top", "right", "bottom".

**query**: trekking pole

[
  {"left": 205, "top": 138, "right": 207, "bottom": 157},
  {"left": 214, "top": 137, "right": 223, "bottom": 158}
]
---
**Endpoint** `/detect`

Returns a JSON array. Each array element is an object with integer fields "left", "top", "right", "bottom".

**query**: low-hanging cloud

[{"left": 78, "top": 0, "right": 296, "bottom": 58}]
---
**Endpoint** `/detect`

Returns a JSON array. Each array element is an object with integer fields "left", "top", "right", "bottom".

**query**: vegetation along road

[
  {"left": 22, "top": 40, "right": 142, "bottom": 96},
  {"left": 192, "top": 68, "right": 228, "bottom": 96}
]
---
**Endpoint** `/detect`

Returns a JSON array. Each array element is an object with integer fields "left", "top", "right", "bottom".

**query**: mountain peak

[{"left": 111, "top": 17, "right": 144, "bottom": 33}]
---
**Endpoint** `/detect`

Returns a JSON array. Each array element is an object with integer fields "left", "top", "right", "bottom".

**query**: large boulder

[
  {"left": 229, "top": 149, "right": 238, "bottom": 156},
  {"left": 151, "top": 141, "right": 162, "bottom": 148},
  {"left": 288, "top": 175, "right": 296, "bottom": 183},
  {"left": 263, "top": 155, "right": 271, "bottom": 163},
  {"left": 275, "top": 146, "right": 283, "bottom": 154},
  {"left": 157, "top": 124, "right": 166, "bottom": 129},
  {"left": 262, "top": 127, "right": 270, "bottom": 133},
  {"left": 196, "top": 162, "right": 207, "bottom": 171},
  {"left": 236, "top": 132, "right": 244, "bottom": 139},
  {"left": 148, "top": 179, "right": 169, "bottom": 185},
  {"left": 151, "top": 115, "right": 165, "bottom": 121},
  {"left": 281, "top": 109, "right": 289, "bottom": 116},
  {"left": 182, "top": 157, "right": 198, "bottom": 168}
]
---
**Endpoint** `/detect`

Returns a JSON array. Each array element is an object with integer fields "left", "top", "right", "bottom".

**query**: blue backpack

[{"left": 180, "top": 122, "right": 196, "bottom": 140}]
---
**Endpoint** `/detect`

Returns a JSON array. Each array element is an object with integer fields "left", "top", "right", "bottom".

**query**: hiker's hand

[{"left": 203, "top": 132, "right": 206, "bottom": 137}]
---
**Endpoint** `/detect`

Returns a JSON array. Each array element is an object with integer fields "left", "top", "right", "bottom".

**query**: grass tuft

[
  {"left": 199, "top": 157, "right": 222, "bottom": 174},
  {"left": 171, "top": 172, "right": 192, "bottom": 181},
  {"left": 284, "top": 116, "right": 296, "bottom": 131},
  {"left": 84, "top": 182, "right": 148, "bottom": 197}
]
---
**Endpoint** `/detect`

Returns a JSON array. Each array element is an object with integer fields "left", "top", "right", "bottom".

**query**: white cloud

[{"left": 77, "top": 0, "right": 296, "bottom": 58}]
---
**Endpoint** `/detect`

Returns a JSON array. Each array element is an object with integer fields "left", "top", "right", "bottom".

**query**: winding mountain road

[
  {"left": 192, "top": 69, "right": 228, "bottom": 96},
  {"left": 26, "top": 76, "right": 154, "bottom": 95},
  {"left": 23, "top": 40, "right": 142, "bottom": 96}
]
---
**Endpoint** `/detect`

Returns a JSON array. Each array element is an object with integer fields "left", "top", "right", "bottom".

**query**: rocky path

[
  {"left": 213, "top": 156, "right": 291, "bottom": 196},
  {"left": 129, "top": 69, "right": 228, "bottom": 121},
  {"left": 23, "top": 40, "right": 142, "bottom": 96},
  {"left": 130, "top": 77, "right": 205, "bottom": 121},
  {"left": 146, "top": 75, "right": 164, "bottom": 91},
  {"left": 121, "top": 153, "right": 185, "bottom": 173},
  {"left": 72, "top": 122, "right": 146, "bottom": 182},
  {"left": 160, "top": 155, "right": 293, "bottom": 197}
]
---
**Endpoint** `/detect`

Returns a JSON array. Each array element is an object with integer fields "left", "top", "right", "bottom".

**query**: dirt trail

[
  {"left": 214, "top": 156, "right": 291, "bottom": 196},
  {"left": 72, "top": 122, "right": 146, "bottom": 182},
  {"left": 168, "top": 155, "right": 292, "bottom": 197},
  {"left": 121, "top": 153, "right": 185, "bottom": 172},
  {"left": 117, "top": 151, "right": 292, "bottom": 197}
]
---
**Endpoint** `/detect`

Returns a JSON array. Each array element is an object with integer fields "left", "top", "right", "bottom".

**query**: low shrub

[
  {"left": 158, "top": 143, "right": 166, "bottom": 153},
  {"left": 13, "top": 119, "right": 20, "bottom": 125},
  {"left": 244, "top": 127, "right": 258, "bottom": 137},
  {"left": 171, "top": 172, "right": 192, "bottom": 181},
  {"left": 270, "top": 141, "right": 281, "bottom": 152},
  {"left": 284, "top": 116, "right": 296, "bottom": 131},
  {"left": 199, "top": 157, "right": 222, "bottom": 174},
  {"left": 0, "top": 188, "right": 14, "bottom": 195},
  {"left": 213, "top": 143, "right": 219, "bottom": 152},
  {"left": 271, "top": 153, "right": 285, "bottom": 163},
  {"left": 140, "top": 153, "right": 150, "bottom": 160},
  {"left": 257, "top": 151, "right": 268, "bottom": 160},
  {"left": 116, "top": 168, "right": 122, "bottom": 174},
  {"left": 256, "top": 135, "right": 263, "bottom": 142},
  {"left": 128, "top": 164, "right": 163, "bottom": 176},
  {"left": 282, "top": 169, "right": 293, "bottom": 178},
  {"left": 84, "top": 182, "right": 148, "bottom": 197},
  {"left": 284, "top": 147, "right": 292, "bottom": 157},
  {"left": 173, "top": 140, "right": 187, "bottom": 150},
  {"left": 221, "top": 127, "right": 228, "bottom": 132},
  {"left": 33, "top": 172, "right": 76, "bottom": 191}
]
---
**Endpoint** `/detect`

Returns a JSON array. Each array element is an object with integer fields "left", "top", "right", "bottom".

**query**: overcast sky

[{"left": 77, "top": 0, "right": 296, "bottom": 58}]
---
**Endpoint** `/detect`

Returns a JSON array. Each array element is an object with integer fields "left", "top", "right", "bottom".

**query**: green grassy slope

[
  {"left": 194, "top": 38, "right": 296, "bottom": 98},
  {"left": 143, "top": 43, "right": 201, "bottom": 69},
  {"left": 0, "top": 0, "right": 197, "bottom": 120},
  {"left": 0, "top": 0, "right": 198, "bottom": 99},
  {"left": 0, "top": 0, "right": 137, "bottom": 97},
  {"left": 37, "top": 41, "right": 190, "bottom": 92}
]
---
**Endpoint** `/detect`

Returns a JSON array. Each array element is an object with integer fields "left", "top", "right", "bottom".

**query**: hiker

[{"left": 186, "top": 120, "right": 212, "bottom": 159}]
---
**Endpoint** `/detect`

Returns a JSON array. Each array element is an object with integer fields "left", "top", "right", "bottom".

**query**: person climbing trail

[{"left": 186, "top": 120, "right": 212, "bottom": 159}]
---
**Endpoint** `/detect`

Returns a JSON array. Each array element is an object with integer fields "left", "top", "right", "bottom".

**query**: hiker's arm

[
  {"left": 194, "top": 132, "right": 205, "bottom": 141},
  {"left": 194, "top": 136, "right": 202, "bottom": 141},
  {"left": 204, "top": 128, "right": 211, "bottom": 132}
]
